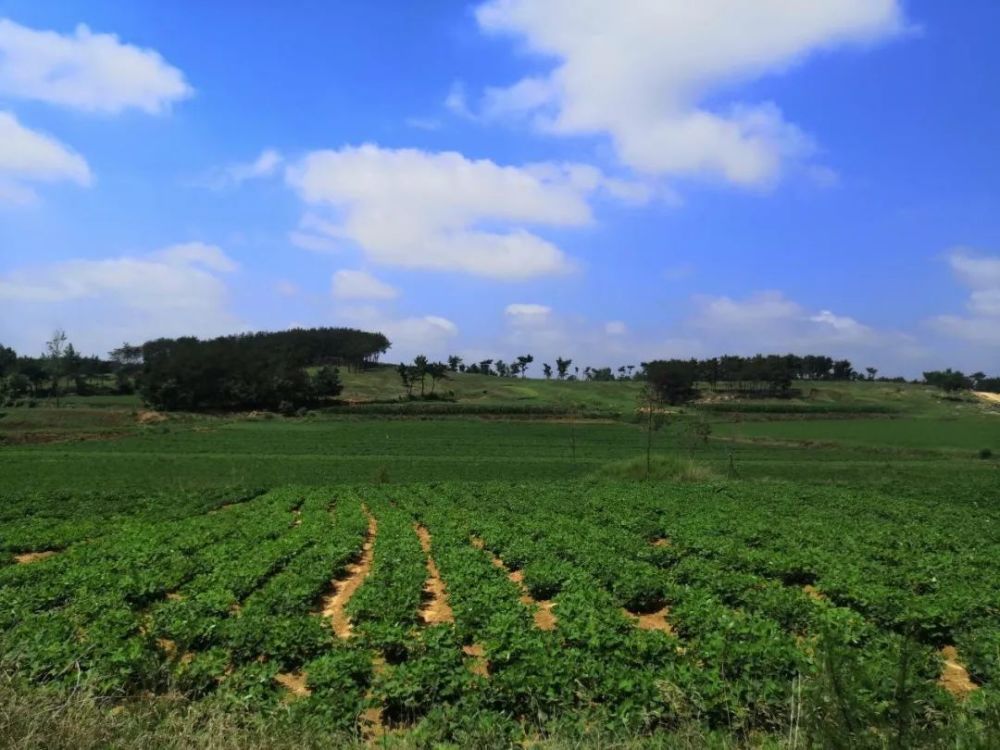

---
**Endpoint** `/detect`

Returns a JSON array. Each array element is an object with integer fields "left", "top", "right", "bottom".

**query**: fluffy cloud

[
  {"left": 669, "top": 292, "right": 927, "bottom": 372},
  {"left": 475, "top": 0, "right": 904, "bottom": 186},
  {"left": 335, "top": 304, "right": 458, "bottom": 361},
  {"left": 929, "top": 249, "right": 1000, "bottom": 346},
  {"left": 0, "top": 111, "right": 91, "bottom": 204},
  {"left": 0, "top": 243, "right": 239, "bottom": 353},
  {"left": 331, "top": 269, "right": 398, "bottom": 301},
  {"left": 0, "top": 19, "right": 192, "bottom": 114},
  {"left": 286, "top": 144, "right": 622, "bottom": 279}
]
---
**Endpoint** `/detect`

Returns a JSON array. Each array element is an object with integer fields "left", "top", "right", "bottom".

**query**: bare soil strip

[
  {"left": 13, "top": 550, "right": 57, "bottom": 565},
  {"left": 625, "top": 606, "right": 674, "bottom": 634},
  {"left": 471, "top": 537, "right": 556, "bottom": 631},
  {"left": 321, "top": 510, "right": 378, "bottom": 638},
  {"left": 939, "top": 646, "right": 978, "bottom": 699},
  {"left": 274, "top": 671, "right": 311, "bottom": 699},
  {"left": 974, "top": 391, "right": 1000, "bottom": 406},
  {"left": 414, "top": 524, "right": 454, "bottom": 625},
  {"left": 361, "top": 655, "right": 387, "bottom": 741},
  {"left": 802, "top": 584, "right": 826, "bottom": 602},
  {"left": 155, "top": 638, "right": 194, "bottom": 665},
  {"left": 651, "top": 538, "right": 671, "bottom": 548},
  {"left": 463, "top": 643, "right": 489, "bottom": 677}
]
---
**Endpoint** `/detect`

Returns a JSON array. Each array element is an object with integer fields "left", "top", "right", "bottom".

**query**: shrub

[{"left": 980, "top": 448, "right": 993, "bottom": 460}]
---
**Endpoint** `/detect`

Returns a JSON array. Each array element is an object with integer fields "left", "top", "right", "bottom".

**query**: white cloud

[
  {"left": 331, "top": 269, "right": 397, "bottom": 300},
  {"left": 0, "top": 111, "right": 91, "bottom": 204},
  {"left": 505, "top": 303, "right": 552, "bottom": 318},
  {"left": 200, "top": 149, "right": 283, "bottom": 189},
  {"left": 605, "top": 320, "right": 627, "bottom": 336},
  {"left": 946, "top": 248, "right": 1000, "bottom": 289},
  {"left": 690, "top": 291, "right": 887, "bottom": 348},
  {"left": 0, "top": 18, "right": 192, "bottom": 114},
  {"left": 155, "top": 241, "right": 239, "bottom": 272},
  {"left": 928, "top": 249, "right": 1000, "bottom": 347},
  {"left": 286, "top": 144, "right": 610, "bottom": 279},
  {"left": 0, "top": 243, "right": 239, "bottom": 353},
  {"left": 335, "top": 304, "right": 458, "bottom": 361},
  {"left": 445, "top": 81, "right": 474, "bottom": 119},
  {"left": 475, "top": 0, "right": 904, "bottom": 186}
]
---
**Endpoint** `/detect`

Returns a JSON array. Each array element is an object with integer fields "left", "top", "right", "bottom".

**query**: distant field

[{"left": 715, "top": 415, "right": 999, "bottom": 452}]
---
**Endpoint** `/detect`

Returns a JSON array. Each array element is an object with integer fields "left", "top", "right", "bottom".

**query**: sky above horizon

[{"left": 1, "top": 1, "right": 999, "bottom": 377}]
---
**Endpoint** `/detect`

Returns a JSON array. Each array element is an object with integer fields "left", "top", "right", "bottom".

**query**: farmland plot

[{"left": 1, "top": 481, "right": 998, "bottom": 745}]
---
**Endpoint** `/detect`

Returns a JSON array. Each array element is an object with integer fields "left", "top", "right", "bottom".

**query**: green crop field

[{"left": 1, "top": 376, "right": 999, "bottom": 748}]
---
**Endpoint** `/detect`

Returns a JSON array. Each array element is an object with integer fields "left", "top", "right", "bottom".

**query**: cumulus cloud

[
  {"left": 929, "top": 248, "right": 1000, "bottom": 346},
  {"left": 331, "top": 269, "right": 397, "bottom": 300},
  {"left": 0, "top": 111, "right": 91, "bottom": 204},
  {"left": 604, "top": 320, "right": 627, "bottom": 336},
  {"left": 0, "top": 243, "right": 239, "bottom": 353},
  {"left": 475, "top": 0, "right": 904, "bottom": 186},
  {"left": 0, "top": 18, "right": 192, "bottom": 114},
  {"left": 689, "top": 291, "right": 886, "bottom": 349},
  {"left": 335, "top": 303, "right": 458, "bottom": 361},
  {"left": 286, "top": 144, "right": 628, "bottom": 279}
]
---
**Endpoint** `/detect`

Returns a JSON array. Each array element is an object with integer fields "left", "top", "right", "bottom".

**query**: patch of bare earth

[
  {"left": 939, "top": 646, "right": 978, "bottom": 699},
  {"left": 156, "top": 638, "right": 194, "bottom": 666},
  {"left": 626, "top": 606, "right": 674, "bottom": 634},
  {"left": 651, "top": 538, "right": 670, "bottom": 548},
  {"left": 463, "top": 643, "right": 489, "bottom": 677},
  {"left": 975, "top": 391, "right": 1000, "bottom": 406},
  {"left": 472, "top": 536, "right": 556, "bottom": 631},
  {"left": 14, "top": 550, "right": 57, "bottom": 564},
  {"left": 321, "top": 510, "right": 378, "bottom": 638},
  {"left": 803, "top": 584, "right": 826, "bottom": 602},
  {"left": 137, "top": 410, "right": 167, "bottom": 425},
  {"left": 274, "top": 671, "right": 311, "bottom": 700},
  {"left": 414, "top": 524, "right": 454, "bottom": 625},
  {"left": 361, "top": 656, "right": 387, "bottom": 741}
]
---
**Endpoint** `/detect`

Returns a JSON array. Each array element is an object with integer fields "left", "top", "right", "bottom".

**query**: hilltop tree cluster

[
  {"left": 923, "top": 369, "right": 1000, "bottom": 393},
  {"left": 140, "top": 328, "right": 389, "bottom": 411}
]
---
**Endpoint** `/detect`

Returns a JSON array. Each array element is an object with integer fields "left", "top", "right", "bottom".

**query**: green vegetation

[
  {"left": 1, "top": 483, "right": 998, "bottom": 747},
  {"left": 1, "top": 367, "right": 999, "bottom": 747}
]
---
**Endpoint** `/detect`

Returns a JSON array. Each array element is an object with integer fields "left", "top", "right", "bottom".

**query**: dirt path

[
  {"left": 939, "top": 646, "right": 978, "bottom": 699},
  {"left": 975, "top": 391, "right": 1000, "bottom": 406},
  {"left": 361, "top": 656, "right": 387, "bottom": 741},
  {"left": 414, "top": 524, "right": 454, "bottom": 625},
  {"left": 321, "top": 510, "right": 378, "bottom": 638},
  {"left": 471, "top": 537, "right": 556, "bottom": 630},
  {"left": 14, "top": 550, "right": 56, "bottom": 564},
  {"left": 462, "top": 643, "right": 489, "bottom": 677},
  {"left": 274, "top": 671, "right": 311, "bottom": 699}
]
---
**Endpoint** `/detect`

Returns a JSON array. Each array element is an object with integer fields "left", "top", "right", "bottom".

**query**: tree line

[
  {"left": 139, "top": 328, "right": 389, "bottom": 411},
  {"left": 0, "top": 327, "right": 390, "bottom": 412}
]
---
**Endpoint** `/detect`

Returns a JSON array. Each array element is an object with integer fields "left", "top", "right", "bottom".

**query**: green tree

[
  {"left": 312, "top": 366, "right": 343, "bottom": 399},
  {"left": 542, "top": 363, "right": 552, "bottom": 379},
  {"left": 413, "top": 355, "right": 429, "bottom": 396},
  {"left": 556, "top": 357, "right": 572, "bottom": 379},
  {"left": 45, "top": 329, "right": 69, "bottom": 407}
]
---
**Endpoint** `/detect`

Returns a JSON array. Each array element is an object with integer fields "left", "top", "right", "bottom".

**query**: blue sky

[{"left": 1, "top": 1, "right": 999, "bottom": 375}]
